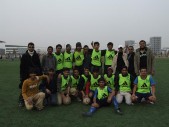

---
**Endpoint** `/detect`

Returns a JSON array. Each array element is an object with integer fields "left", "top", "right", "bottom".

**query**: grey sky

[{"left": 0, "top": 0, "right": 169, "bottom": 49}]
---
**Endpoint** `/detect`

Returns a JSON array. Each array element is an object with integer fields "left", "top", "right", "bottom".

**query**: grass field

[{"left": 0, "top": 58, "right": 169, "bottom": 127}]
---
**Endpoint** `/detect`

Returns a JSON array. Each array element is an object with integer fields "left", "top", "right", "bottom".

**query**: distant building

[
  {"left": 150, "top": 37, "right": 161, "bottom": 55},
  {"left": 5, "top": 45, "right": 27, "bottom": 54},
  {"left": 0, "top": 48, "right": 5, "bottom": 55}
]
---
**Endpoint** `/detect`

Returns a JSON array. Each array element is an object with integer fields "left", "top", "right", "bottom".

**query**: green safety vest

[
  {"left": 53, "top": 53, "right": 63, "bottom": 70},
  {"left": 97, "top": 86, "right": 109, "bottom": 100},
  {"left": 119, "top": 74, "right": 131, "bottom": 92},
  {"left": 63, "top": 51, "right": 73, "bottom": 69},
  {"left": 74, "top": 50, "right": 84, "bottom": 66},
  {"left": 61, "top": 75, "right": 70, "bottom": 91},
  {"left": 71, "top": 75, "right": 80, "bottom": 88},
  {"left": 105, "top": 50, "right": 115, "bottom": 65},
  {"left": 137, "top": 75, "right": 151, "bottom": 93},
  {"left": 91, "top": 49, "right": 101, "bottom": 66},
  {"left": 90, "top": 74, "right": 101, "bottom": 91},
  {"left": 104, "top": 74, "right": 115, "bottom": 90}
]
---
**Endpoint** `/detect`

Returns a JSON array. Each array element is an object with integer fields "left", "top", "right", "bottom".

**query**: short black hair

[
  {"left": 28, "top": 42, "right": 34, "bottom": 47},
  {"left": 121, "top": 66, "right": 128, "bottom": 70},
  {"left": 94, "top": 42, "right": 100, "bottom": 46},
  {"left": 73, "top": 67, "right": 79, "bottom": 72},
  {"left": 56, "top": 44, "right": 62, "bottom": 49},
  {"left": 63, "top": 67, "right": 70, "bottom": 72},
  {"left": 98, "top": 77, "right": 105, "bottom": 82},
  {"left": 93, "top": 67, "right": 99, "bottom": 73},
  {"left": 48, "top": 46, "right": 53, "bottom": 50},
  {"left": 139, "top": 40, "right": 146, "bottom": 44},
  {"left": 107, "top": 42, "right": 113, "bottom": 46},
  {"left": 83, "top": 45, "right": 89, "bottom": 48},
  {"left": 140, "top": 67, "right": 147, "bottom": 71}
]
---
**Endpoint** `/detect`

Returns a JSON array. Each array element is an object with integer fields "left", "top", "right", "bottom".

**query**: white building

[{"left": 150, "top": 37, "right": 161, "bottom": 55}]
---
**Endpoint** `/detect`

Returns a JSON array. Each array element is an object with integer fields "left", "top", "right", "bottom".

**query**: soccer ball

[
  {"left": 63, "top": 96, "right": 71, "bottom": 105},
  {"left": 83, "top": 97, "right": 90, "bottom": 105}
]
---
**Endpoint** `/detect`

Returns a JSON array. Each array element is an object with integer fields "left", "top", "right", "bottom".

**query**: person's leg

[
  {"left": 135, "top": 92, "right": 143, "bottom": 103},
  {"left": 33, "top": 92, "right": 45, "bottom": 110},
  {"left": 124, "top": 92, "right": 132, "bottom": 105},
  {"left": 56, "top": 92, "right": 62, "bottom": 105},
  {"left": 24, "top": 99, "right": 33, "bottom": 110},
  {"left": 112, "top": 95, "right": 123, "bottom": 115},
  {"left": 18, "top": 81, "right": 24, "bottom": 107},
  {"left": 50, "top": 93, "right": 57, "bottom": 106},
  {"left": 116, "top": 92, "right": 123, "bottom": 104}
]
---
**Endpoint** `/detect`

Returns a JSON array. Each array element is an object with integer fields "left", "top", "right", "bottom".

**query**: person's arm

[
  {"left": 57, "top": 74, "right": 62, "bottom": 92},
  {"left": 134, "top": 52, "right": 139, "bottom": 76},
  {"left": 130, "top": 75, "right": 134, "bottom": 92},
  {"left": 22, "top": 80, "right": 29, "bottom": 101},
  {"left": 114, "top": 75, "right": 119, "bottom": 93},
  {"left": 132, "top": 77, "right": 138, "bottom": 96},
  {"left": 111, "top": 55, "right": 117, "bottom": 74},
  {"left": 91, "top": 41, "right": 94, "bottom": 49}
]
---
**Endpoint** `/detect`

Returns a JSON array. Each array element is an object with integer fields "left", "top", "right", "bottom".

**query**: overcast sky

[{"left": 0, "top": 0, "right": 169, "bottom": 49}]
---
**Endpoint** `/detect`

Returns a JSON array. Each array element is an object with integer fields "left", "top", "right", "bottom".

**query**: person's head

[
  {"left": 66, "top": 44, "right": 71, "bottom": 52},
  {"left": 62, "top": 68, "right": 70, "bottom": 77},
  {"left": 94, "top": 42, "right": 100, "bottom": 51},
  {"left": 83, "top": 45, "right": 89, "bottom": 54},
  {"left": 29, "top": 68, "right": 37, "bottom": 80},
  {"left": 48, "top": 68, "right": 55, "bottom": 76},
  {"left": 128, "top": 46, "right": 134, "bottom": 54},
  {"left": 73, "top": 67, "right": 79, "bottom": 78},
  {"left": 107, "top": 67, "right": 113, "bottom": 75},
  {"left": 98, "top": 77, "right": 105, "bottom": 87},
  {"left": 107, "top": 42, "right": 113, "bottom": 50},
  {"left": 56, "top": 44, "right": 62, "bottom": 53},
  {"left": 47, "top": 46, "right": 53, "bottom": 54},
  {"left": 92, "top": 67, "right": 99, "bottom": 78},
  {"left": 140, "top": 67, "right": 147, "bottom": 77},
  {"left": 118, "top": 45, "right": 123, "bottom": 52},
  {"left": 139, "top": 40, "right": 146, "bottom": 49},
  {"left": 84, "top": 67, "right": 90, "bottom": 76},
  {"left": 76, "top": 42, "right": 82, "bottom": 51},
  {"left": 121, "top": 66, "right": 128, "bottom": 75},
  {"left": 28, "top": 42, "right": 35, "bottom": 52}
]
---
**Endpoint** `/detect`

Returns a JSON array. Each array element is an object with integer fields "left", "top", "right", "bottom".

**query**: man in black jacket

[{"left": 18, "top": 42, "right": 42, "bottom": 107}]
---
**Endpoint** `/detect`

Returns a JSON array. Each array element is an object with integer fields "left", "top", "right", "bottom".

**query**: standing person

[
  {"left": 82, "top": 77, "right": 122, "bottom": 117},
  {"left": 131, "top": 68, "right": 156, "bottom": 103},
  {"left": 41, "top": 46, "right": 56, "bottom": 74},
  {"left": 91, "top": 42, "right": 102, "bottom": 74},
  {"left": 102, "top": 42, "right": 116, "bottom": 74},
  {"left": 53, "top": 44, "right": 64, "bottom": 75},
  {"left": 127, "top": 46, "right": 137, "bottom": 79},
  {"left": 22, "top": 68, "right": 48, "bottom": 110},
  {"left": 112, "top": 45, "right": 128, "bottom": 76},
  {"left": 73, "top": 42, "right": 84, "bottom": 75},
  {"left": 134, "top": 40, "right": 155, "bottom": 76},
  {"left": 115, "top": 66, "right": 134, "bottom": 105},
  {"left": 39, "top": 68, "right": 58, "bottom": 106},
  {"left": 19, "top": 42, "right": 42, "bottom": 107},
  {"left": 83, "top": 45, "right": 91, "bottom": 72},
  {"left": 63, "top": 44, "right": 73, "bottom": 71}
]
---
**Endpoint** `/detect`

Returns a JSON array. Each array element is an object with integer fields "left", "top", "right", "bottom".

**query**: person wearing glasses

[{"left": 18, "top": 42, "right": 42, "bottom": 107}]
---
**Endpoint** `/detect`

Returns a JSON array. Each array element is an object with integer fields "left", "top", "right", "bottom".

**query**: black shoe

[
  {"left": 82, "top": 112, "right": 92, "bottom": 117},
  {"left": 18, "top": 101, "right": 24, "bottom": 107},
  {"left": 115, "top": 108, "right": 123, "bottom": 115}
]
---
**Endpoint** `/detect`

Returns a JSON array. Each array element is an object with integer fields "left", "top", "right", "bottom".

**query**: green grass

[{"left": 0, "top": 58, "right": 169, "bottom": 127}]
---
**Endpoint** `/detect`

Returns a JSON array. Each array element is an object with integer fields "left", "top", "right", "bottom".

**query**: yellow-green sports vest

[
  {"left": 74, "top": 50, "right": 84, "bottom": 66},
  {"left": 105, "top": 50, "right": 115, "bottom": 65},
  {"left": 53, "top": 53, "right": 63, "bottom": 70},
  {"left": 91, "top": 49, "right": 101, "bottom": 66},
  {"left": 71, "top": 75, "right": 80, "bottom": 88},
  {"left": 104, "top": 74, "right": 115, "bottom": 90},
  {"left": 97, "top": 86, "right": 109, "bottom": 100},
  {"left": 90, "top": 74, "right": 101, "bottom": 91},
  {"left": 63, "top": 51, "right": 73, "bottom": 69},
  {"left": 119, "top": 74, "right": 131, "bottom": 92},
  {"left": 137, "top": 75, "right": 151, "bottom": 93},
  {"left": 61, "top": 75, "right": 70, "bottom": 91}
]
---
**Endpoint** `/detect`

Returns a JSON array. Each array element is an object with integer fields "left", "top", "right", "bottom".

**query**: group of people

[{"left": 18, "top": 40, "right": 156, "bottom": 116}]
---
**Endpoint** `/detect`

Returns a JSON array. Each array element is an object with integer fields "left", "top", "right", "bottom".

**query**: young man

[
  {"left": 19, "top": 42, "right": 42, "bottom": 107},
  {"left": 53, "top": 44, "right": 63, "bottom": 75},
  {"left": 82, "top": 77, "right": 122, "bottom": 117},
  {"left": 83, "top": 45, "right": 91, "bottom": 71},
  {"left": 115, "top": 66, "right": 134, "bottom": 105},
  {"left": 104, "top": 67, "right": 115, "bottom": 90},
  {"left": 91, "top": 42, "right": 102, "bottom": 74},
  {"left": 41, "top": 46, "right": 56, "bottom": 74},
  {"left": 73, "top": 42, "right": 84, "bottom": 75},
  {"left": 78, "top": 67, "right": 91, "bottom": 104},
  {"left": 57, "top": 68, "right": 71, "bottom": 105},
  {"left": 103, "top": 42, "right": 116, "bottom": 74},
  {"left": 39, "top": 68, "right": 58, "bottom": 106},
  {"left": 63, "top": 44, "right": 73, "bottom": 71},
  {"left": 70, "top": 67, "right": 81, "bottom": 101},
  {"left": 131, "top": 68, "right": 156, "bottom": 103},
  {"left": 22, "top": 68, "right": 48, "bottom": 110}
]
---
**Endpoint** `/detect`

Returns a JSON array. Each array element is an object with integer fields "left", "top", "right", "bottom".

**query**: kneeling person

[{"left": 22, "top": 68, "right": 48, "bottom": 110}]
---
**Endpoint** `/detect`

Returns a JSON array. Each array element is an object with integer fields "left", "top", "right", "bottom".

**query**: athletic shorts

[
  {"left": 135, "top": 92, "right": 152, "bottom": 103},
  {"left": 96, "top": 97, "right": 111, "bottom": 107}
]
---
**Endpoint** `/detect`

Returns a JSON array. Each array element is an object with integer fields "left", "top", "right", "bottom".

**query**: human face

[
  {"left": 66, "top": 47, "right": 71, "bottom": 52},
  {"left": 56, "top": 46, "right": 62, "bottom": 53},
  {"left": 63, "top": 70, "right": 69, "bottom": 77},
  {"left": 84, "top": 68, "right": 89, "bottom": 76},
  {"left": 128, "top": 47, "right": 134, "bottom": 54},
  {"left": 76, "top": 46, "right": 81, "bottom": 51},
  {"left": 28, "top": 45, "right": 34, "bottom": 52},
  {"left": 73, "top": 70, "right": 79, "bottom": 77},
  {"left": 83, "top": 47, "right": 89, "bottom": 54},
  {"left": 47, "top": 48, "right": 53, "bottom": 54},
  {"left": 107, "top": 69, "right": 113, "bottom": 75},
  {"left": 99, "top": 81, "right": 105, "bottom": 88},
  {"left": 139, "top": 41, "right": 146, "bottom": 49},
  {"left": 107, "top": 44, "right": 113, "bottom": 50},
  {"left": 140, "top": 69, "right": 147, "bottom": 77},
  {"left": 93, "top": 72, "right": 99, "bottom": 78},
  {"left": 48, "top": 70, "right": 54, "bottom": 76},
  {"left": 118, "top": 47, "right": 123, "bottom": 52},
  {"left": 121, "top": 68, "right": 128, "bottom": 75},
  {"left": 94, "top": 44, "right": 100, "bottom": 51},
  {"left": 29, "top": 73, "right": 36, "bottom": 80}
]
